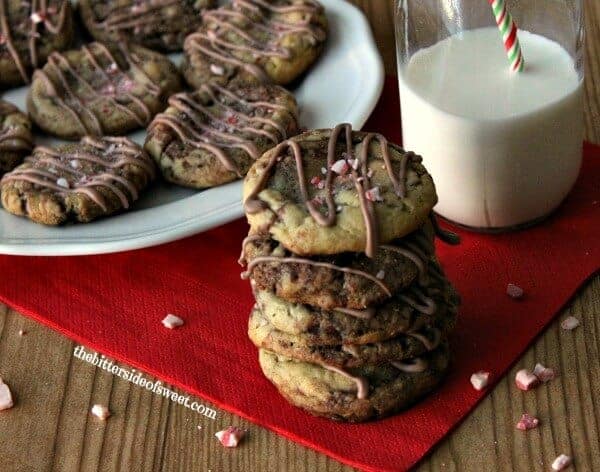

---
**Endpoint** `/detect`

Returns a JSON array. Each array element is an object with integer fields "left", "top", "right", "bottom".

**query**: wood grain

[{"left": 1, "top": 1, "right": 599, "bottom": 471}]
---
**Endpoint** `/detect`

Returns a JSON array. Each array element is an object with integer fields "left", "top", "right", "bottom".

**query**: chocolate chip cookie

[
  {"left": 27, "top": 41, "right": 182, "bottom": 139},
  {"left": 0, "top": 100, "right": 33, "bottom": 175},
  {"left": 182, "top": 0, "right": 328, "bottom": 88},
  {"left": 145, "top": 81, "right": 299, "bottom": 189},
  {"left": 79, "top": 0, "right": 216, "bottom": 53},
  {"left": 1, "top": 136, "right": 156, "bottom": 225},
  {"left": 243, "top": 124, "right": 438, "bottom": 257}
]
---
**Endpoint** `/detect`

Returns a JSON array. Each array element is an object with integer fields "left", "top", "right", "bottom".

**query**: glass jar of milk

[{"left": 395, "top": 0, "right": 584, "bottom": 230}]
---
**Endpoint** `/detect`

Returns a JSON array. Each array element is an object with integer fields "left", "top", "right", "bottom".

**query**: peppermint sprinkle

[
  {"left": 70, "top": 160, "right": 80, "bottom": 169},
  {"left": 551, "top": 454, "right": 572, "bottom": 471},
  {"left": 336, "top": 205, "right": 343, "bottom": 213},
  {"left": 30, "top": 11, "right": 44, "bottom": 23},
  {"left": 162, "top": 314, "right": 184, "bottom": 329},
  {"left": 506, "top": 283, "right": 524, "bottom": 299},
  {"left": 561, "top": 316, "right": 580, "bottom": 331},
  {"left": 470, "top": 371, "right": 491, "bottom": 391},
  {"left": 516, "top": 413, "right": 539, "bottom": 431},
  {"left": 215, "top": 426, "right": 246, "bottom": 448},
  {"left": 91, "top": 404, "right": 110, "bottom": 420},
  {"left": 365, "top": 187, "right": 383, "bottom": 202},
  {"left": 56, "top": 178, "right": 69, "bottom": 189},
  {"left": 331, "top": 159, "right": 349, "bottom": 175},
  {"left": 321, "top": 167, "right": 327, "bottom": 175},
  {"left": 210, "top": 64, "right": 225, "bottom": 75},
  {"left": 376, "top": 270, "right": 385, "bottom": 280}
]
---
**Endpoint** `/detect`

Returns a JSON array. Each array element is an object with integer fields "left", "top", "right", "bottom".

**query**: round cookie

[
  {"left": 0, "top": 100, "right": 34, "bottom": 175},
  {"left": 27, "top": 41, "right": 182, "bottom": 140},
  {"left": 0, "top": 0, "right": 74, "bottom": 88},
  {"left": 243, "top": 124, "right": 438, "bottom": 257},
  {"left": 79, "top": 0, "right": 216, "bottom": 53},
  {"left": 252, "top": 263, "right": 459, "bottom": 346},
  {"left": 240, "top": 222, "right": 435, "bottom": 310},
  {"left": 249, "top": 303, "right": 455, "bottom": 368},
  {"left": 258, "top": 342, "right": 450, "bottom": 422},
  {"left": 145, "top": 81, "right": 299, "bottom": 189},
  {"left": 0, "top": 136, "right": 156, "bottom": 225},
  {"left": 182, "top": 0, "right": 328, "bottom": 88}
]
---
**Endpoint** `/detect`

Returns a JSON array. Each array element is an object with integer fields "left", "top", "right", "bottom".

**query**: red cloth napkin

[{"left": 1, "top": 78, "right": 599, "bottom": 472}]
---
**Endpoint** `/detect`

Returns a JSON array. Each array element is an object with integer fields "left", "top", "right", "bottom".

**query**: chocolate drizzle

[
  {"left": 149, "top": 83, "right": 296, "bottom": 177},
  {"left": 391, "top": 357, "right": 428, "bottom": 373},
  {"left": 32, "top": 42, "right": 160, "bottom": 137},
  {"left": 184, "top": 0, "right": 326, "bottom": 83},
  {"left": 431, "top": 213, "right": 460, "bottom": 245},
  {"left": 0, "top": 0, "right": 70, "bottom": 83},
  {"left": 91, "top": 0, "right": 180, "bottom": 35},
  {"left": 0, "top": 102, "right": 33, "bottom": 153},
  {"left": 322, "top": 364, "right": 369, "bottom": 400},
  {"left": 1, "top": 136, "right": 155, "bottom": 211}
]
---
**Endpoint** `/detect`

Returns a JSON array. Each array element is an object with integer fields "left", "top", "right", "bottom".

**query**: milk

[{"left": 398, "top": 27, "right": 583, "bottom": 229}]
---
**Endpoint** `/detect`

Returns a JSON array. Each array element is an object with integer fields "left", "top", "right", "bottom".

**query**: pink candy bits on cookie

[
  {"left": 552, "top": 454, "right": 572, "bottom": 471},
  {"left": 516, "top": 413, "right": 539, "bottom": 431},
  {"left": 215, "top": 426, "right": 246, "bottom": 448},
  {"left": 162, "top": 314, "right": 184, "bottom": 329},
  {"left": 0, "top": 378, "right": 14, "bottom": 411},
  {"left": 470, "top": 371, "right": 491, "bottom": 391},
  {"left": 515, "top": 369, "right": 540, "bottom": 391}
]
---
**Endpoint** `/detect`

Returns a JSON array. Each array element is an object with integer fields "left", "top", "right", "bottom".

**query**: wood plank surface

[{"left": 1, "top": 1, "right": 599, "bottom": 470}]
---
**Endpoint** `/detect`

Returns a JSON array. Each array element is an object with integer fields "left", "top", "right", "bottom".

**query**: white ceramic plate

[{"left": 0, "top": 0, "right": 384, "bottom": 256}]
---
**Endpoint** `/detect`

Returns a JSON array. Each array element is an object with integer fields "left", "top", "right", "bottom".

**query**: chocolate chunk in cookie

[{"left": 0, "top": 100, "right": 33, "bottom": 175}]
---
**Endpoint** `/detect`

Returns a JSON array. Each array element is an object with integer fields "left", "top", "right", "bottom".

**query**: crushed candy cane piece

[
  {"left": 506, "top": 283, "right": 524, "bottom": 299},
  {"left": 376, "top": 270, "right": 385, "bottom": 280},
  {"left": 107, "top": 63, "right": 119, "bottom": 73},
  {"left": 515, "top": 369, "right": 540, "bottom": 391},
  {"left": 516, "top": 413, "right": 539, "bottom": 430},
  {"left": 18, "top": 330, "right": 25, "bottom": 336},
  {"left": 533, "top": 363, "right": 556, "bottom": 383},
  {"left": 91, "top": 404, "right": 110, "bottom": 420},
  {"left": 69, "top": 159, "right": 80, "bottom": 169},
  {"left": 310, "top": 176, "right": 321, "bottom": 186},
  {"left": 321, "top": 167, "right": 327, "bottom": 175},
  {"left": 561, "top": 316, "right": 580, "bottom": 331},
  {"left": 162, "top": 314, "right": 184, "bottom": 329},
  {"left": 210, "top": 64, "right": 224, "bottom": 76},
  {"left": 0, "top": 378, "right": 14, "bottom": 411},
  {"left": 56, "top": 177, "right": 69, "bottom": 189},
  {"left": 552, "top": 454, "right": 572, "bottom": 471},
  {"left": 470, "top": 371, "right": 491, "bottom": 391},
  {"left": 331, "top": 159, "right": 349, "bottom": 175},
  {"left": 215, "top": 426, "right": 246, "bottom": 447},
  {"left": 365, "top": 187, "right": 383, "bottom": 202},
  {"left": 30, "top": 11, "right": 44, "bottom": 23}
]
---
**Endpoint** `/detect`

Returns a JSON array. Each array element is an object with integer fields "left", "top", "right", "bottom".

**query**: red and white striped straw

[{"left": 488, "top": 0, "right": 525, "bottom": 72}]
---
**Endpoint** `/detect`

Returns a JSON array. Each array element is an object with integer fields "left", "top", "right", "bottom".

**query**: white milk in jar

[{"left": 398, "top": 27, "right": 583, "bottom": 229}]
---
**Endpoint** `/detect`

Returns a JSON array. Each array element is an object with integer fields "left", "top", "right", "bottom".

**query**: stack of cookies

[{"left": 240, "top": 123, "right": 460, "bottom": 422}]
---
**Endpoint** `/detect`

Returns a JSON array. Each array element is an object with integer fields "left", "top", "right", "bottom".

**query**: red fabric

[{"left": 1, "top": 78, "right": 599, "bottom": 472}]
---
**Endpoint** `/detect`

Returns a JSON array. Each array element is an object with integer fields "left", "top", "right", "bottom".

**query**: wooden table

[{"left": 1, "top": 2, "right": 599, "bottom": 471}]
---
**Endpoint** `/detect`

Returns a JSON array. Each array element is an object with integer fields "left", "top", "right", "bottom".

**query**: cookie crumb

[
  {"left": 561, "top": 316, "right": 580, "bottom": 331},
  {"left": 470, "top": 371, "right": 491, "bottom": 391},
  {"left": 516, "top": 413, "right": 539, "bottom": 430},
  {"left": 215, "top": 426, "right": 246, "bottom": 447},
  {"left": 506, "top": 283, "right": 524, "bottom": 299},
  {"left": 515, "top": 369, "right": 540, "bottom": 391},
  {"left": 91, "top": 404, "right": 110, "bottom": 420},
  {"left": 162, "top": 314, "right": 184, "bottom": 329},
  {"left": 0, "top": 378, "right": 14, "bottom": 411},
  {"left": 533, "top": 363, "right": 556, "bottom": 383},
  {"left": 551, "top": 454, "right": 572, "bottom": 471}
]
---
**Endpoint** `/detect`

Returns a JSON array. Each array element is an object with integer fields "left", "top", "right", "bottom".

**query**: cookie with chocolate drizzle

[
  {"left": 0, "top": 100, "right": 33, "bottom": 175},
  {"left": 258, "top": 342, "right": 450, "bottom": 422},
  {"left": 0, "top": 0, "right": 74, "bottom": 88},
  {"left": 79, "top": 0, "right": 216, "bottom": 53},
  {"left": 145, "top": 81, "right": 299, "bottom": 189},
  {"left": 0, "top": 136, "right": 156, "bottom": 225},
  {"left": 243, "top": 124, "right": 438, "bottom": 257},
  {"left": 251, "top": 259, "right": 460, "bottom": 346},
  {"left": 240, "top": 221, "right": 437, "bottom": 310},
  {"left": 27, "top": 41, "right": 182, "bottom": 140},
  {"left": 182, "top": 0, "right": 328, "bottom": 88}
]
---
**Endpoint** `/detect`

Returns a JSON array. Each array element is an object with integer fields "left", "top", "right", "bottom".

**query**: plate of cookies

[{"left": 0, "top": 0, "right": 384, "bottom": 255}]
